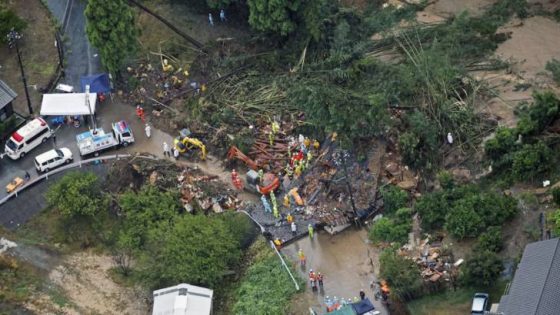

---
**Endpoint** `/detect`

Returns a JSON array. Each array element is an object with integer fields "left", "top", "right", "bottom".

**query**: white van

[
  {"left": 5, "top": 117, "right": 52, "bottom": 160},
  {"left": 34, "top": 148, "right": 73, "bottom": 173}
]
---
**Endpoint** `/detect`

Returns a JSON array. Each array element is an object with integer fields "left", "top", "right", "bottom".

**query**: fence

[{"left": 0, "top": 153, "right": 131, "bottom": 206}]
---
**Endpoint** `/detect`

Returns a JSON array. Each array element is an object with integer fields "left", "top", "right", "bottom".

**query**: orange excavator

[{"left": 227, "top": 146, "right": 280, "bottom": 195}]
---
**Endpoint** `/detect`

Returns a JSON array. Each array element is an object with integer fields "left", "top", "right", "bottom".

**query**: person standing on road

[
  {"left": 163, "top": 142, "right": 170, "bottom": 157},
  {"left": 308, "top": 223, "right": 314, "bottom": 239},
  {"left": 291, "top": 222, "right": 297, "bottom": 235},
  {"left": 298, "top": 248, "right": 306, "bottom": 267},
  {"left": 145, "top": 124, "right": 151, "bottom": 138},
  {"left": 359, "top": 289, "right": 366, "bottom": 300},
  {"left": 208, "top": 13, "right": 214, "bottom": 26},
  {"left": 220, "top": 9, "right": 226, "bottom": 22},
  {"left": 24, "top": 171, "right": 30, "bottom": 181},
  {"left": 173, "top": 147, "right": 180, "bottom": 160}
]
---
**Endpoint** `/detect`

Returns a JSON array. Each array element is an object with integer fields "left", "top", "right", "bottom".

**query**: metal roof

[
  {"left": 152, "top": 283, "right": 213, "bottom": 315},
  {"left": 498, "top": 238, "right": 560, "bottom": 315},
  {"left": 0, "top": 80, "right": 17, "bottom": 109}
]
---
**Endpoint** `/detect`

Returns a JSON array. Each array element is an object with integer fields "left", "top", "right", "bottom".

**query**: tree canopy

[
  {"left": 0, "top": 5, "right": 26, "bottom": 44},
  {"left": 247, "top": 0, "right": 325, "bottom": 40},
  {"left": 85, "top": 0, "right": 138, "bottom": 75},
  {"left": 46, "top": 171, "right": 106, "bottom": 217}
]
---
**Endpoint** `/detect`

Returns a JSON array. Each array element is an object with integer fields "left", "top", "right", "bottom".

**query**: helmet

[{"left": 309, "top": 269, "right": 313, "bottom": 272}]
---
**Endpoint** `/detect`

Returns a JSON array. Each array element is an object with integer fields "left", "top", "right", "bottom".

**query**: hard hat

[{"left": 309, "top": 269, "right": 313, "bottom": 272}]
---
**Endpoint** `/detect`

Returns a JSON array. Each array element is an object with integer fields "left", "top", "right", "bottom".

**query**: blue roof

[
  {"left": 80, "top": 73, "right": 111, "bottom": 93},
  {"left": 351, "top": 298, "right": 375, "bottom": 315}
]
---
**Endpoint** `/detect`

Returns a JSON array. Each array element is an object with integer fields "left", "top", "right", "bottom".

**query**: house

[
  {"left": 152, "top": 283, "right": 213, "bottom": 315},
  {"left": 0, "top": 80, "right": 16, "bottom": 122},
  {"left": 497, "top": 238, "right": 560, "bottom": 315}
]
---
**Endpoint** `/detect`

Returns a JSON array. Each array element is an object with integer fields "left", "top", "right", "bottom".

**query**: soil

[
  {"left": 46, "top": 251, "right": 149, "bottom": 315},
  {"left": 0, "top": 0, "right": 58, "bottom": 115}
]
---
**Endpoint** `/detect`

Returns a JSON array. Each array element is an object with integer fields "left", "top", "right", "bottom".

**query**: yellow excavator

[{"left": 174, "top": 129, "right": 207, "bottom": 160}]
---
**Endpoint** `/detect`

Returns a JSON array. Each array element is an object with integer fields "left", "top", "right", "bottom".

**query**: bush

[
  {"left": 462, "top": 250, "right": 504, "bottom": 287},
  {"left": 369, "top": 217, "right": 411, "bottom": 245},
  {"left": 380, "top": 249, "right": 423, "bottom": 301},
  {"left": 46, "top": 172, "right": 106, "bottom": 218},
  {"left": 416, "top": 191, "right": 449, "bottom": 230},
  {"left": 511, "top": 142, "right": 553, "bottom": 181},
  {"left": 484, "top": 127, "right": 519, "bottom": 161},
  {"left": 381, "top": 185, "right": 408, "bottom": 215},
  {"left": 476, "top": 226, "right": 503, "bottom": 252},
  {"left": 399, "top": 111, "right": 440, "bottom": 170},
  {"left": 0, "top": 6, "right": 26, "bottom": 44},
  {"left": 437, "top": 171, "right": 454, "bottom": 190},
  {"left": 517, "top": 92, "right": 560, "bottom": 137},
  {"left": 232, "top": 239, "right": 303, "bottom": 314},
  {"left": 445, "top": 199, "right": 484, "bottom": 239},
  {"left": 546, "top": 59, "right": 560, "bottom": 84},
  {"left": 552, "top": 187, "right": 560, "bottom": 207}
]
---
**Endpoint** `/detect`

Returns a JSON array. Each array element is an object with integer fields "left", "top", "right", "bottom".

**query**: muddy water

[{"left": 284, "top": 228, "right": 389, "bottom": 315}]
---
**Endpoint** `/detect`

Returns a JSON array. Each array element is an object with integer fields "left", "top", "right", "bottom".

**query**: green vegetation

[
  {"left": 552, "top": 187, "right": 560, "bottom": 207},
  {"left": 461, "top": 250, "right": 504, "bottom": 287},
  {"left": 379, "top": 249, "right": 423, "bottom": 301},
  {"left": 231, "top": 239, "right": 303, "bottom": 314},
  {"left": 85, "top": 0, "right": 138, "bottom": 75},
  {"left": 380, "top": 185, "right": 408, "bottom": 214},
  {"left": 0, "top": 5, "right": 26, "bottom": 44},
  {"left": 545, "top": 59, "right": 560, "bottom": 84},
  {"left": 416, "top": 184, "right": 517, "bottom": 239},
  {"left": 476, "top": 226, "right": 503, "bottom": 252},
  {"left": 246, "top": 0, "right": 325, "bottom": 40},
  {"left": 485, "top": 92, "right": 560, "bottom": 182},
  {"left": 369, "top": 208, "right": 412, "bottom": 245}
]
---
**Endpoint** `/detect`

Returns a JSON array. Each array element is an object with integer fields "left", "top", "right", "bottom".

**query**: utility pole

[
  {"left": 334, "top": 150, "right": 358, "bottom": 216},
  {"left": 6, "top": 28, "right": 33, "bottom": 116}
]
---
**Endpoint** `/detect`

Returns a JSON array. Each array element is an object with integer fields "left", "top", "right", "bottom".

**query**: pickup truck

[{"left": 76, "top": 120, "right": 134, "bottom": 157}]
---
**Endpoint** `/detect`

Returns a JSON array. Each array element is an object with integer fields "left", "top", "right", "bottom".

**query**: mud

[{"left": 283, "top": 228, "right": 389, "bottom": 315}]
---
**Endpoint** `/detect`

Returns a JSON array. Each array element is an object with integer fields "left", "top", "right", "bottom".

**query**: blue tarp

[
  {"left": 351, "top": 298, "right": 375, "bottom": 315},
  {"left": 80, "top": 73, "right": 111, "bottom": 93}
]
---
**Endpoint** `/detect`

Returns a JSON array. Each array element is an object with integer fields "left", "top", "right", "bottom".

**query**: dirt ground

[
  {"left": 45, "top": 252, "right": 149, "bottom": 315},
  {"left": 0, "top": 0, "right": 58, "bottom": 115}
]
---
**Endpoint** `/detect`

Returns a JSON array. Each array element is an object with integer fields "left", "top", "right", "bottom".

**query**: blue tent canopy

[
  {"left": 80, "top": 73, "right": 111, "bottom": 93},
  {"left": 351, "top": 298, "right": 375, "bottom": 315}
]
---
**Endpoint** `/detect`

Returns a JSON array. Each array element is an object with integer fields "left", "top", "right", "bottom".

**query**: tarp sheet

[
  {"left": 40, "top": 93, "right": 97, "bottom": 116},
  {"left": 80, "top": 73, "right": 111, "bottom": 93},
  {"left": 351, "top": 298, "right": 375, "bottom": 315},
  {"left": 324, "top": 305, "right": 356, "bottom": 315}
]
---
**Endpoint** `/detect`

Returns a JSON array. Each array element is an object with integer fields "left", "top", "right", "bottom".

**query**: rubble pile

[
  {"left": 246, "top": 124, "right": 299, "bottom": 174},
  {"left": 176, "top": 170, "right": 241, "bottom": 213}
]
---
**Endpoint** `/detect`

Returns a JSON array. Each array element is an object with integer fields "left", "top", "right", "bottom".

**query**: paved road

[
  {"left": 45, "top": 0, "right": 101, "bottom": 89},
  {"left": 0, "top": 0, "right": 104, "bottom": 201}
]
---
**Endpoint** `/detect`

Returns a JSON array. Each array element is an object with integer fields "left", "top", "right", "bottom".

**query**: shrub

[
  {"left": 462, "top": 250, "right": 504, "bottom": 287},
  {"left": 369, "top": 217, "right": 411, "bottom": 245},
  {"left": 381, "top": 185, "right": 408, "bottom": 215},
  {"left": 416, "top": 191, "right": 449, "bottom": 230},
  {"left": 511, "top": 142, "right": 553, "bottom": 181},
  {"left": 380, "top": 249, "right": 424, "bottom": 301},
  {"left": 437, "top": 171, "right": 454, "bottom": 190},
  {"left": 484, "top": 126, "right": 519, "bottom": 161},
  {"left": 399, "top": 111, "right": 440, "bottom": 170},
  {"left": 0, "top": 6, "right": 27, "bottom": 44},
  {"left": 476, "top": 226, "right": 503, "bottom": 252},
  {"left": 46, "top": 172, "right": 106, "bottom": 218},
  {"left": 517, "top": 92, "right": 560, "bottom": 137},
  {"left": 546, "top": 59, "right": 560, "bottom": 84},
  {"left": 552, "top": 187, "right": 560, "bottom": 207},
  {"left": 445, "top": 199, "right": 484, "bottom": 239}
]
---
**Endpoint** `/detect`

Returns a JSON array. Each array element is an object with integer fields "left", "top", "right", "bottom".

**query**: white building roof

[
  {"left": 40, "top": 93, "right": 96, "bottom": 116},
  {"left": 152, "top": 283, "right": 213, "bottom": 315}
]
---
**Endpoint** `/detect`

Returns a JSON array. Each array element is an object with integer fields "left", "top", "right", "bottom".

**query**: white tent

[{"left": 40, "top": 93, "right": 97, "bottom": 116}]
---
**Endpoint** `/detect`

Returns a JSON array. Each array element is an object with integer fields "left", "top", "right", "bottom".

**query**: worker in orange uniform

[
  {"left": 231, "top": 169, "right": 244, "bottom": 190},
  {"left": 136, "top": 105, "right": 145, "bottom": 122}
]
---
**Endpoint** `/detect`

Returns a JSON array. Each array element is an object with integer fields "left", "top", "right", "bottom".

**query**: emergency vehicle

[
  {"left": 76, "top": 120, "right": 134, "bottom": 157},
  {"left": 4, "top": 117, "right": 52, "bottom": 160}
]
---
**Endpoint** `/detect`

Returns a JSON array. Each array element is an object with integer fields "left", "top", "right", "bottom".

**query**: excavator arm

[{"left": 227, "top": 146, "right": 259, "bottom": 170}]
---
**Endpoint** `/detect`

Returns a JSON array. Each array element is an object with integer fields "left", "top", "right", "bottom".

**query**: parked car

[
  {"left": 34, "top": 148, "right": 73, "bottom": 173},
  {"left": 5, "top": 117, "right": 52, "bottom": 160},
  {"left": 471, "top": 293, "right": 489, "bottom": 315}
]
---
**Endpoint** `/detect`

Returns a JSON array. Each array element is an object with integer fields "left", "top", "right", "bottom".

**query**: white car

[{"left": 34, "top": 148, "right": 73, "bottom": 173}]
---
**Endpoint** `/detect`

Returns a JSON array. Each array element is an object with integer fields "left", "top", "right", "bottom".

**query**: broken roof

[
  {"left": 498, "top": 238, "right": 560, "bottom": 315},
  {"left": 0, "top": 80, "right": 17, "bottom": 109}
]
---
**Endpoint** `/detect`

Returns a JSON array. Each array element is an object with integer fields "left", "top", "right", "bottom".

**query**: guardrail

[
  {"left": 0, "top": 153, "right": 132, "bottom": 206},
  {"left": 238, "top": 210, "right": 301, "bottom": 291}
]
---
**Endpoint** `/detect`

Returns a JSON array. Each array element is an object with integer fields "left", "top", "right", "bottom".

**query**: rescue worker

[
  {"left": 313, "top": 139, "right": 320, "bottom": 151},
  {"left": 231, "top": 169, "right": 244, "bottom": 190},
  {"left": 271, "top": 191, "right": 279, "bottom": 218},
  {"left": 287, "top": 213, "right": 293, "bottom": 223},
  {"left": 298, "top": 249, "right": 306, "bottom": 267},
  {"left": 283, "top": 194, "right": 291, "bottom": 208},
  {"left": 145, "top": 124, "right": 151, "bottom": 138},
  {"left": 163, "top": 142, "right": 170, "bottom": 157},
  {"left": 220, "top": 9, "right": 226, "bottom": 22},
  {"left": 309, "top": 269, "right": 317, "bottom": 290},
  {"left": 173, "top": 147, "right": 180, "bottom": 160},
  {"left": 317, "top": 272, "right": 324, "bottom": 287},
  {"left": 258, "top": 169, "right": 264, "bottom": 182},
  {"left": 359, "top": 289, "right": 366, "bottom": 300},
  {"left": 208, "top": 13, "right": 214, "bottom": 26},
  {"left": 136, "top": 105, "right": 145, "bottom": 122},
  {"left": 308, "top": 223, "right": 314, "bottom": 239},
  {"left": 306, "top": 151, "right": 312, "bottom": 168},
  {"left": 261, "top": 195, "right": 272, "bottom": 213},
  {"left": 291, "top": 221, "right": 297, "bottom": 235}
]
